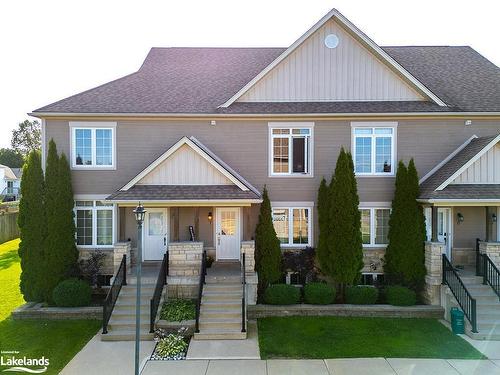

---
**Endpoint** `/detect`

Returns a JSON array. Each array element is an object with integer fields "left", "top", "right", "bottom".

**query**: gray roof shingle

[
  {"left": 421, "top": 184, "right": 500, "bottom": 200},
  {"left": 34, "top": 46, "right": 500, "bottom": 114}
]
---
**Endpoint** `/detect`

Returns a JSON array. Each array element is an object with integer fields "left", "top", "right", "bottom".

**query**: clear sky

[{"left": 1, "top": 0, "right": 499, "bottom": 148}]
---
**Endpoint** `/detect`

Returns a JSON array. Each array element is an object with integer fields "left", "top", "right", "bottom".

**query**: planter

[
  {"left": 155, "top": 319, "right": 196, "bottom": 336},
  {"left": 12, "top": 303, "right": 102, "bottom": 320}
]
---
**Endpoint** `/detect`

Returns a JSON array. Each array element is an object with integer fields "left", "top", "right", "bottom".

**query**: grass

[
  {"left": 0, "top": 238, "right": 101, "bottom": 375},
  {"left": 258, "top": 316, "right": 485, "bottom": 359}
]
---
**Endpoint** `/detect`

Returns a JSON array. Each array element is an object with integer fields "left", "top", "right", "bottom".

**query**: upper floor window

[
  {"left": 269, "top": 123, "right": 313, "bottom": 176},
  {"left": 360, "top": 207, "right": 390, "bottom": 247},
  {"left": 271, "top": 205, "right": 312, "bottom": 247},
  {"left": 352, "top": 123, "right": 396, "bottom": 176},
  {"left": 70, "top": 122, "right": 116, "bottom": 169},
  {"left": 74, "top": 200, "right": 114, "bottom": 247}
]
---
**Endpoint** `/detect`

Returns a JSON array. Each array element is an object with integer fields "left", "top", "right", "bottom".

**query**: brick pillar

[
  {"left": 479, "top": 241, "right": 500, "bottom": 268},
  {"left": 241, "top": 240, "right": 257, "bottom": 305},
  {"left": 423, "top": 241, "right": 445, "bottom": 305},
  {"left": 113, "top": 242, "right": 131, "bottom": 274}
]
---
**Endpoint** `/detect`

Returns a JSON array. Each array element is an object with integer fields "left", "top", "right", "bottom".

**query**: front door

[
  {"left": 144, "top": 208, "right": 168, "bottom": 261},
  {"left": 216, "top": 207, "right": 240, "bottom": 260},
  {"left": 438, "top": 208, "right": 452, "bottom": 259}
]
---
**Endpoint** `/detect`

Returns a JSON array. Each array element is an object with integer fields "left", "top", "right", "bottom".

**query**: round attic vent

[{"left": 324, "top": 34, "right": 339, "bottom": 49}]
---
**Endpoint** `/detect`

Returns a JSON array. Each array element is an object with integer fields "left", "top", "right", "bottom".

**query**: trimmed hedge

[
  {"left": 346, "top": 286, "right": 379, "bottom": 305},
  {"left": 52, "top": 278, "right": 92, "bottom": 307},
  {"left": 264, "top": 284, "right": 301, "bottom": 305},
  {"left": 304, "top": 283, "right": 336, "bottom": 305},
  {"left": 386, "top": 286, "right": 417, "bottom": 306}
]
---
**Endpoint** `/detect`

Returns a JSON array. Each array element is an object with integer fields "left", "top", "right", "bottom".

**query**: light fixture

[
  {"left": 133, "top": 202, "right": 146, "bottom": 224},
  {"left": 210, "top": 120, "right": 216, "bottom": 126},
  {"left": 492, "top": 213, "right": 497, "bottom": 223},
  {"left": 208, "top": 211, "right": 213, "bottom": 222},
  {"left": 457, "top": 212, "right": 464, "bottom": 224}
]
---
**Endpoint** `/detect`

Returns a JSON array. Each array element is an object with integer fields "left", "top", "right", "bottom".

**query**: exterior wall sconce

[
  {"left": 208, "top": 211, "right": 213, "bottom": 222},
  {"left": 492, "top": 213, "right": 497, "bottom": 223},
  {"left": 457, "top": 212, "right": 464, "bottom": 224}
]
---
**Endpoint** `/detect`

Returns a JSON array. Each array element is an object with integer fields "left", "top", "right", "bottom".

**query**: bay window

[
  {"left": 70, "top": 122, "right": 116, "bottom": 169},
  {"left": 272, "top": 206, "right": 312, "bottom": 247},
  {"left": 75, "top": 200, "right": 114, "bottom": 247},
  {"left": 352, "top": 123, "right": 396, "bottom": 175},
  {"left": 360, "top": 207, "right": 390, "bottom": 246}
]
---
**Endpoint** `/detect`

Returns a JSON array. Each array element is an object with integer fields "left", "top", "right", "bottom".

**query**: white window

[
  {"left": 271, "top": 206, "right": 312, "bottom": 247},
  {"left": 352, "top": 123, "right": 396, "bottom": 176},
  {"left": 269, "top": 123, "right": 313, "bottom": 176},
  {"left": 75, "top": 200, "right": 114, "bottom": 247},
  {"left": 70, "top": 122, "right": 116, "bottom": 169},
  {"left": 359, "top": 208, "right": 390, "bottom": 247}
]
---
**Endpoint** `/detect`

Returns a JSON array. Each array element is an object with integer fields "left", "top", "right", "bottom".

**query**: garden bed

[
  {"left": 12, "top": 302, "right": 102, "bottom": 320},
  {"left": 248, "top": 304, "right": 444, "bottom": 319}
]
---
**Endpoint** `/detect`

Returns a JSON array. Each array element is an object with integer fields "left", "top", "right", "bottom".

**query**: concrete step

[
  {"left": 460, "top": 276, "right": 484, "bottom": 284},
  {"left": 114, "top": 303, "right": 151, "bottom": 311},
  {"left": 205, "top": 276, "right": 241, "bottom": 284},
  {"left": 199, "top": 317, "right": 242, "bottom": 331},
  {"left": 111, "top": 311, "right": 150, "bottom": 320},
  {"left": 108, "top": 319, "right": 150, "bottom": 330},
  {"left": 119, "top": 286, "right": 156, "bottom": 295},
  {"left": 193, "top": 329, "right": 247, "bottom": 340},
  {"left": 200, "top": 309, "right": 241, "bottom": 319},
  {"left": 201, "top": 300, "right": 241, "bottom": 309},
  {"left": 477, "top": 311, "right": 500, "bottom": 319},
  {"left": 203, "top": 284, "right": 242, "bottom": 292},
  {"left": 202, "top": 290, "right": 242, "bottom": 300},
  {"left": 101, "top": 330, "right": 154, "bottom": 341},
  {"left": 118, "top": 295, "right": 154, "bottom": 304}
]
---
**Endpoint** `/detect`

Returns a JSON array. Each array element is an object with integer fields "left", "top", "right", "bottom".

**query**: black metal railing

[
  {"left": 442, "top": 254, "right": 477, "bottom": 333},
  {"left": 475, "top": 238, "right": 483, "bottom": 276},
  {"left": 195, "top": 250, "right": 207, "bottom": 333},
  {"left": 102, "top": 254, "right": 127, "bottom": 334},
  {"left": 149, "top": 252, "right": 169, "bottom": 333},
  {"left": 241, "top": 252, "right": 246, "bottom": 333},
  {"left": 481, "top": 253, "right": 500, "bottom": 300}
]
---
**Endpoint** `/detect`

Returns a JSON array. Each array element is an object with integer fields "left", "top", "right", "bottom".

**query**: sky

[{"left": 1, "top": 0, "right": 499, "bottom": 148}]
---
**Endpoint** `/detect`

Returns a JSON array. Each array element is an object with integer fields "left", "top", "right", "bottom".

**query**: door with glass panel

[
  {"left": 437, "top": 208, "right": 452, "bottom": 259},
  {"left": 144, "top": 208, "right": 168, "bottom": 261},
  {"left": 216, "top": 207, "right": 240, "bottom": 260}
]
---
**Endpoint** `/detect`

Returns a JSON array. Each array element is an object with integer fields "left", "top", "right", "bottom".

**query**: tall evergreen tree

[
  {"left": 328, "top": 148, "right": 363, "bottom": 299},
  {"left": 18, "top": 151, "right": 45, "bottom": 301},
  {"left": 254, "top": 187, "right": 282, "bottom": 301},
  {"left": 316, "top": 177, "right": 332, "bottom": 275}
]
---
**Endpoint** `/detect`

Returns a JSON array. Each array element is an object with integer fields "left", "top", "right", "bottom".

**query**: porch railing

[
  {"left": 480, "top": 254, "right": 500, "bottom": 300},
  {"left": 442, "top": 254, "right": 477, "bottom": 333},
  {"left": 195, "top": 250, "right": 207, "bottom": 333},
  {"left": 102, "top": 254, "right": 127, "bottom": 334},
  {"left": 475, "top": 238, "right": 483, "bottom": 276},
  {"left": 149, "top": 252, "right": 169, "bottom": 333},
  {"left": 241, "top": 252, "right": 247, "bottom": 333}
]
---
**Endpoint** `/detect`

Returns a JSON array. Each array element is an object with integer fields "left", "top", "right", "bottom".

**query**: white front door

[
  {"left": 216, "top": 207, "right": 240, "bottom": 260},
  {"left": 144, "top": 208, "right": 168, "bottom": 261},
  {"left": 438, "top": 208, "right": 452, "bottom": 259}
]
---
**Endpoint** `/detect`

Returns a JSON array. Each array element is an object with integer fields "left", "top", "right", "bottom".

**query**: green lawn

[
  {"left": 0, "top": 239, "right": 101, "bottom": 375},
  {"left": 258, "top": 316, "right": 485, "bottom": 359}
]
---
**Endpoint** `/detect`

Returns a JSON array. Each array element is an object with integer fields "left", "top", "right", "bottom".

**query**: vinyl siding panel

[
  {"left": 452, "top": 143, "right": 500, "bottom": 184},
  {"left": 238, "top": 19, "right": 423, "bottom": 102}
]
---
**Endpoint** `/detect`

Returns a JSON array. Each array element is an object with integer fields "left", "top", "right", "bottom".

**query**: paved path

[{"left": 141, "top": 358, "right": 500, "bottom": 375}]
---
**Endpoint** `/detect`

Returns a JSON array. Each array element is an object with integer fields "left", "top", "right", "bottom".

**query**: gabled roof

[
  {"left": 0, "top": 165, "right": 18, "bottom": 180},
  {"left": 420, "top": 134, "right": 500, "bottom": 199}
]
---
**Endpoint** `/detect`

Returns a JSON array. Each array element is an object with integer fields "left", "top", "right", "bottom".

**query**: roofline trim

[
  {"left": 417, "top": 198, "right": 500, "bottom": 206},
  {"left": 218, "top": 8, "right": 447, "bottom": 108},
  {"left": 105, "top": 199, "right": 263, "bottom": 205},
  {"left": 436, "top": 133, "right": 500, "bottom": 191}
]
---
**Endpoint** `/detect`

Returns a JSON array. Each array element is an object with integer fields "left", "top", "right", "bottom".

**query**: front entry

[
  {"left": 438, "top": 208, "right": 452, "bottom": 259},
  {"left": 144, "top": 208, "right": 168, "bottom": 261},
  {"left": 215, "top": 207, "right": 240, "bottom": 260}
]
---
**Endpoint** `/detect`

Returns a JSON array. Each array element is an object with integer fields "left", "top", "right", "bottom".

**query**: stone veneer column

[
  {"left": 423, "top": 241, "right": 445, "bottom": 305},
  {"left": 479, "top": 241, "right": 500, "bottom": 268},
  {"left": 241, "top": 241, "right": 257, "bottom": 305},
  {"left": 113, "top": 242, "right": 131, "bottom": 274},
  {"left": 167, "top": 242, "right": 204, "bottom": 299}
]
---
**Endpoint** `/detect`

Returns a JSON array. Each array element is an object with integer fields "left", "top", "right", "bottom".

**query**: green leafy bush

[
  {"left": 264, "top": 284, "right": 301, "bottom": 305},
  {"left": 155, "top": 333, "right": 188, "bottom": 359},
  {"left": 345, "top": 285, "right": 379, "bottom": 304},
  {"left": 386, "top": 286, "right": 417, "bottom": 306},
  {"left": 304, "top": 283, "right": 336, "bottom": 304},
  {"left": 52, "top": 278, "right": 92, "bottom": 307},
  {"left": 160, "top": 299, "right": 196, "bottom": 321}
]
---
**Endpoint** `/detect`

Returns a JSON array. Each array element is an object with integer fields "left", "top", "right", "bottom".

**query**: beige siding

[
  {"left": 238, "top": 19, "right": 423, "bottom": 102},
  {"left": 452, "top": 143, "right": 500, "bottom": 184},
  {"left": 452, "top": 206, "right": 486, "bottom": 249},
  {"left": 138, "top": 144, "right": 232, "bottom": 185}
]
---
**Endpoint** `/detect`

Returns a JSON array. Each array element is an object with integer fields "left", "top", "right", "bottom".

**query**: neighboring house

[
  {"left": 0, "top": 164, "right": 20, "bottom": 201},
  {"left": 31, "top": 8, "right": 500, "bottom": 339}
]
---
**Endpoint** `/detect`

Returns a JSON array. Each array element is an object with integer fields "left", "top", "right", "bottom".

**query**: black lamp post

[{"left": 133, "top": 203, "right": 146, "bottom": 375}]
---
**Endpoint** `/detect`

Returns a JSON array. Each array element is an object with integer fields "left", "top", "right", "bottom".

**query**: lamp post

[{"left": 133, "top": 203, "right": 146, "bottom": 375}]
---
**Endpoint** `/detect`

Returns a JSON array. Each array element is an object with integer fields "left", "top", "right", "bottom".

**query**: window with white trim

[
  {"left": 360, "top": 208, "right": 390, "bottom": 246},
  {"left": 71, "top": 125, "right": 115, "bottom": 168},
  {"left": 272, "top": 206, "right": 311, "bottom": 247},
  {"left": 352, "top": 126, "right": 395, "bottom": 175},
  {"left": 75, "top": 201, "right": 114, "bottom": 247},
  {"left": 270, "top": 125, "right": 312, "bottom": 176}
]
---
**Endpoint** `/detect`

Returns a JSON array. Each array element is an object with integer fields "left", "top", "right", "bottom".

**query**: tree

[
  {"left": 0, "top": 148, "right": 24, "bottom": 168},
  {"left": 384, "top": 159, "right": 427, "bottom": 291},
  {"left": 254, "top": 187, "right": 282, "bottom": 301},
  {"left": 316, "top": 177, "right": 332, "bottom": 276},
  {"left": 11, "top": 119, "right": 41, "bottom": 156},
  {"left": 18, "top": 151, "right": 45, "bottom": 301},
  {"left": 328, "top": 148, "right": 363, "bottom": 299}
]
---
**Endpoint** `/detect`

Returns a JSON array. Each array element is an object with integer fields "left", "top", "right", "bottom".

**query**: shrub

[
  {"left": 283, "top": 247, "right": 317, "bottom": 284},
  {"left": 160, "top": 299, "right": 196, "bottom": 322},
  {"left": 264, "top": 284, "right": 301, "bottom": 305},
  {"left": 304, "top": 283, "right": 335, "bottom": 304},
  {"left": 155, "top": 333, "right": 188, "bottom": 359},
  {"left": 52, "top": 278, "right": 92, "bottom": 307},
  {"left": 386, "top": 286, "right": 417, "bottom": 306},
  {"left": 345, "top": 285, "right": 379, "bottom": 305}
]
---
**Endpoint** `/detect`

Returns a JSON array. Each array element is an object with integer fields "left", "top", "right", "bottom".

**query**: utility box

[{"left": 451, "top": 307, "right": 465, "bottom": 334}]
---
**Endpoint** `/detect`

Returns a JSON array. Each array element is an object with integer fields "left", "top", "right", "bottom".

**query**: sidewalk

[{"left": 141, "top": 358, "right": 500, "bottom": 375}]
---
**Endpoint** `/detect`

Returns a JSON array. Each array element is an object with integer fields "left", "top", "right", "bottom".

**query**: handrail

[
  {"left": 241, "top": 252, "right": 247, "bottom": 333},
  {"left": 102, "top": 254, "right": 127, "bottom": 334},
  {"left": 481, "top": 253, "right": 500, "bottom": 300},
  {"left": 475, "top": 238, "right": 483, "bottom": 276},
  {"left": 149, "top": 252, "right": 169, "bottom": 333},
  {"left": 195, "top": 250, "right": 207, "bottom": 333},
  {"left": 442, "top": 254, "right": 477, "bottom": 333}
]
